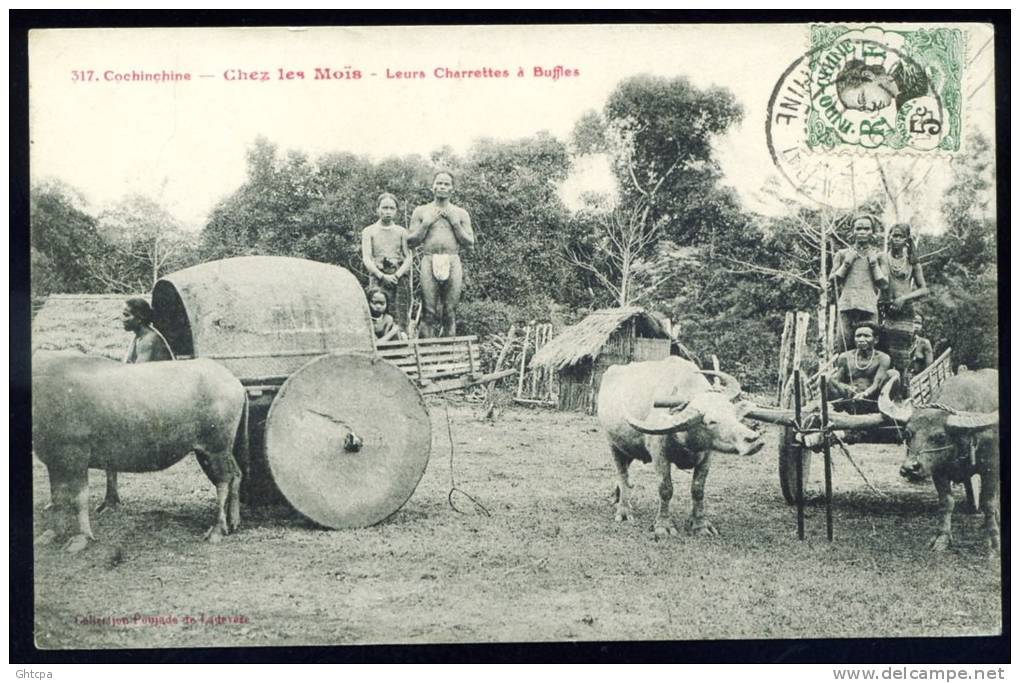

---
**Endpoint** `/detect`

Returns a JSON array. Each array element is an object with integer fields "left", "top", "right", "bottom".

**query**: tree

[
  {"left": 562, "top": 195, "right": 666, "bottom": 307},
  {"left": 565, "top": 75, "right": 744, "bottom": 306},
  {"left": 90, "top": 195, "right": 199, "bottom": 292},
  {"left": 917, "top": 133, "right": 998, "bottom": 369},
  {"left": 30, "top": 180, "right": 106, "bottom": 295}
]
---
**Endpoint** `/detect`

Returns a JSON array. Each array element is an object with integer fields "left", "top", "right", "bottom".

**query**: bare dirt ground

[{"left": 33, "top": 400, "right": 1002, "bottom": 649}]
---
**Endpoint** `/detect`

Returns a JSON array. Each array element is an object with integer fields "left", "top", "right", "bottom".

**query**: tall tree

[
  {"left": 30, "top": 180, "right": 106, "bottom": 295},
  {"left": 93, "top": 194, "right": 199, "bottom": 292},
  {"left": 566, "top": 75, "right": 744, "bottom": 306},
  {"left": 917, "top": 133, "right": 998, "bottom": 369}
]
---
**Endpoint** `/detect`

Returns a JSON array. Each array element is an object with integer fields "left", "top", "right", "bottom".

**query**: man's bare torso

[{"left": 413, "top": 203, "right": 467, "bottom": 255}]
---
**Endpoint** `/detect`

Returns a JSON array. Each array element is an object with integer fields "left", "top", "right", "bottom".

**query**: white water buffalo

[
  {"left": 879, "top": 368, "right": 1000, "bottom": 553},
  {"left": 597, "top": 357, "right": 763, "bottom": 539},
  {"left": 32, "top": 352, "right": 247, "bottom": 552}
]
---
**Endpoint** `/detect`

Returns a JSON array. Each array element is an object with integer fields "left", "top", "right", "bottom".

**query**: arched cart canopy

[{"left": 152, "top": 256, "right": 374, "bottom": 381}]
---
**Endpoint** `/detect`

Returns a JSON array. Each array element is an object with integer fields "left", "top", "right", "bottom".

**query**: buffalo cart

[
  {"left": 748, "top": 344, "right": 954, "bottom": 542},
  {"left": 774, "top": 347, "right": 954, "bottom": 505},
  {"left": 150, "top": 256, "right": 510, "bottom": 529}
]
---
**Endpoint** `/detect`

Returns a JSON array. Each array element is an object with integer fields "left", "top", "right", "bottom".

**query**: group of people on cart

[{"left": 828, "top": 215, "right": 934, "bottom": 410}]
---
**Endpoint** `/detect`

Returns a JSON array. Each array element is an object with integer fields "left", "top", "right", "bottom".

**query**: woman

[{"left": 880, "top": 223, "right": 929, "bottom": 388}]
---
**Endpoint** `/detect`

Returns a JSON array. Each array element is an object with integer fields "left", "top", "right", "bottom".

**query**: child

[
  {"left": 368, "top": 287, "right": 401, "bottom": 342},
  {"left": 361, "top": 193, "right": 412, "bottom": 333}
]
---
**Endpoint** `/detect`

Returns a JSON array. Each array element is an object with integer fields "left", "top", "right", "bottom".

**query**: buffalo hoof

[
  {"left": 34, "top": 529, "right": 58, "bottom": 546},
  {"left": 686, "top": 518, "right": 718, "bottom": 537},
  {"left": 614, "top": 504, "right": 633, "bottom": 522},
  {"left": 986, "top": 533, "right": 1001, "bottom": 556},
  {"left": 652, "top": 518, "right": 679, "bottom": 539},
  {"left": 204, "top": 526, "right": 225, "bottom": 544},
  {"left": 64, "top": 534, "right": 91, "bottom": 554},
  {"left": 928, "top": 533, "right": 952, "bottom": 552},
  {"left": 95, "top": 499, "right": 120, "bottom": 515}
]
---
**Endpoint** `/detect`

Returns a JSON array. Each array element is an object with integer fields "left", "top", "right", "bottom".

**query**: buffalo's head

[
  {"left": 895, "top": 407, "right": 999, "bottom": 482},
  {"left": 626, "top": 370, "right": 764, "bottom": 456},
  {"left": 876, "top": 372, "right": 1000, "bottom": 481}
]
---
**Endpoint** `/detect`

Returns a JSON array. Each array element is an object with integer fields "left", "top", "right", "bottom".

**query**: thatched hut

[{"left": 531, "top": 306, "right": 682, "bottom": 414}]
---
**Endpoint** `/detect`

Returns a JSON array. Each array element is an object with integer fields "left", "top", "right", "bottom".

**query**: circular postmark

[{"left": 767, "top": 29, "right": 955, "bottom": 209}]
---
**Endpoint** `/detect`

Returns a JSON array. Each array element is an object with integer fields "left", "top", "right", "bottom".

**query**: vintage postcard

[{"left": 26, "top": 21, "right": 1002, "bottom": 655}]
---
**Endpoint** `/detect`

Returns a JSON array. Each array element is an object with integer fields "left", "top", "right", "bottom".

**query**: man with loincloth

[
  {"left": 828, "top": 323, "right": 891, "bottom": 414},
  {"left": 407, "top": 172, "right": 474, "bottom": 338},
  {"left": 830, "top": 215, "right": 888, "bottom": 353}
]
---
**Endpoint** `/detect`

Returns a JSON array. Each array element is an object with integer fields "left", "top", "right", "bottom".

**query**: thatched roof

[
  {"left": 531, "top": 306, "right": 673, "bottom": 371},
  {"left": 32, "top": 294, "right": 142, "bottom": 360}
]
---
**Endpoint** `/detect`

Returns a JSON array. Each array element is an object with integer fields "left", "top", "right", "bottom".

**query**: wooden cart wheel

[
  {"left": 778, "top": 372, "right": 813, "bottom": 505},
  {"left": 264, "top": 352, "right": 431, "bottom": 529}
]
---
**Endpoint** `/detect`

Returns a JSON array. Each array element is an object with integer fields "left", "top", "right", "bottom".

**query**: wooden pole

[
  {"left": 516, "top": 325, "right": 531, "bottom": 399},
  {"left": 820, "top": 376, "right": 834, "bottom": 542},
  {"left": 483, "top": 324, "right": 517, "bottom": 419},
  {"left": 778, "top": 311, "right": 794, "bottom": 404},
  {"left": 794, "top": 368, "right": 805, "bottom": 541}
]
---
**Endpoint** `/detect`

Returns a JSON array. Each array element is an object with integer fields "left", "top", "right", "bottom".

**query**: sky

[{"left": 29, "top": 24, "right": 996, "bottom": 232}]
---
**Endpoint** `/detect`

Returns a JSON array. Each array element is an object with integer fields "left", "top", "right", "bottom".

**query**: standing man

[
  {"left": 830, "top": 215, "right": 888, "bottom": 352},
  {"left": 101, "top": 297, "right": 174, "bottom": 512},
  {"left": 407, "top": 172, "right": 474, "bottom": 338}
]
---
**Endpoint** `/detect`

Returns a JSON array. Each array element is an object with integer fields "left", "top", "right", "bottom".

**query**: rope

[
  {"left": 443, "top": 400, "right": 490, "bottom": 517},
  {"left": 832, "top": 431, "right": 888, "bottom": 498}
]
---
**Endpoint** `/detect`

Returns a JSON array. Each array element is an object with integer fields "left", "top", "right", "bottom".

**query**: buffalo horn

[
  {"left": 945, "top": 410, "right": 999, "bottom": 432},
  {"left": 699, "top": 370, "right": 742, "bottom": 400},
  {"left": 742, "top": 406, "right": 800, "bottom": 426},
  {"left": 826, "top": 412, "right": 886, "bottom": 429},
  {"left": 626, "top": 406, "right": 705, "bottom": 435},
  {"left": 877, "top": 370, "right": 914, "bottom": 424}
]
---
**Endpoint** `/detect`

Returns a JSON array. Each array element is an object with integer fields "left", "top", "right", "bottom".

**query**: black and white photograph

[{"left": 21, "top": 19, "right": 1004, "bottom": 656}]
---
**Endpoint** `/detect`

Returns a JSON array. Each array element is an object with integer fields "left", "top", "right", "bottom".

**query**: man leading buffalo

[{"left": 408, "top": 172, "right": 475, "bottom": 338}]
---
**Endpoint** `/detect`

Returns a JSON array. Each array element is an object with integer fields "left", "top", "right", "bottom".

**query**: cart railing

[
  {"left": 792, "top": 348, "right": 952, "bottom": 408},
  {"left": 909, "top": 348, "right": 952, "bottom": 404}
]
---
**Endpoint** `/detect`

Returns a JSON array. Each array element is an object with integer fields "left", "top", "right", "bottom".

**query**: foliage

[
  {"left": 202, "top": 133, "right": 582, "bottom": 317},
  {"left": 915, "top": 133, "right": 998, "bottom": 369},
  {"left": 30, "top": 180, "right": 107, "bottom": 296},
  {"left": 92, "top": 194, "right": 201, "bottom": 292},
  {"left": 565, "top": 75, "right": 744, "bottom": 307}
]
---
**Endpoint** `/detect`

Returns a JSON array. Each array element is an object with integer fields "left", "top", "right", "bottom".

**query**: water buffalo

[
  {"left": 32, "top": 352, "right": 247, "bottom": 552},
  {"left": 597, "top": 357, "right": 763, "bottom": 539},
  {"left": 879, "top": 368, "right": 1000, "bottom": 553}
]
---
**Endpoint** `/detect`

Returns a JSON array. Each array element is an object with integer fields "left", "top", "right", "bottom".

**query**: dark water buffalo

[
  {"left": 880, "top": 368, "right": 1000, "bottom": 553},
  {"left": 32, "top": 352, "right": 247, "bottom": 552},
  {"left": 597, "top": 357, "right": 763, "bottom": 539}
]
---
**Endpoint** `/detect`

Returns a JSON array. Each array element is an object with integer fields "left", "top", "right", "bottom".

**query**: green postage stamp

[{"left": 805, "top": 25, "right": 964, "bottom": 153}]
